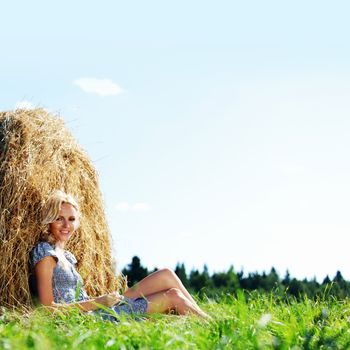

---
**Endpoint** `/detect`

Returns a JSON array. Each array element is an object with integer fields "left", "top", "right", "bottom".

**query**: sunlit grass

[{"left": 1, "top": 291, "right": 350, "bottom": 349}]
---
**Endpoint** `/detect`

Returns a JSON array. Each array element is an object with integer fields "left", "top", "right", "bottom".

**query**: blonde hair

[{"left": 41, "top": 190, "right": 80, "bottom": 244}]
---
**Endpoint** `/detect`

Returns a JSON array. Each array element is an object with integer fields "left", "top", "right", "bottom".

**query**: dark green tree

[
  {"left": 333, "top": 271, "right": 345, "bottom": 284},
  {"left": 189, "top": 265, "right": 212, "bottom": 293},
  {"left": 212, "top": 271, "right": 229, "bottom": 288},
  {"left": 332, "top": 271, "right": 350, "bottom": 299},
  {"left": 265, "top": 267, "right": 280, "bottom": 290},
  {"left": 322, "top": 275, "right": 331, "bottom": 285},
  {"left": 282, "top": 270, "right": 291, "bottom": 286},
  {"left": 122, "top": 256, "right": 149, "bottom": 287},
  {"left": 120, "top": 257, "right": 350, "bottom": 300},
  {"left": 175, "top": 263, "right": 189, "bottom": 288},
  {"left": 288, "top": 278, "right": 305, "bottom": 297},
  {"left": 210, "top": 266, "right": 239, "bottom": 296},
  {"left": 304, "top": 277, "right": 319, "bottom": 298}
]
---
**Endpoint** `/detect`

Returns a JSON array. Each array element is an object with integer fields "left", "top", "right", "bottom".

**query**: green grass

[{"left": 1, "top": 291, "right": 350, "bottom": 349}]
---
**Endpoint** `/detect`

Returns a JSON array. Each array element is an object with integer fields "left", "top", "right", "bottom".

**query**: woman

[{"left": 30, "top": 190, "right": 209, "bottom": 320}]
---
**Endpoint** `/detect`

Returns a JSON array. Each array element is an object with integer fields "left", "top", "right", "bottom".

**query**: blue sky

[{"left": 2, "top": 1, "right": 350, "bottom": 281}]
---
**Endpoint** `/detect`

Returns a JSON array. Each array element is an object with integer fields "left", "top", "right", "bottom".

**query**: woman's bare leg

[
  {"left": 144, "top": 288, "right": 208, "bottom": 318},
  {"left": 124, "top": 268, "right": 202, "bottom": 311}
]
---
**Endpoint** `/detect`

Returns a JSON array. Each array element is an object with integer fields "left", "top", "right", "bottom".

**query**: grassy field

[{"left": 1, "top": 291, "right": 350, "bottom": 349}]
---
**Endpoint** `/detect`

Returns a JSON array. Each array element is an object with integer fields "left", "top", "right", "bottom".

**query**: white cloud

[
  {"left": 73, "top": 78, "right": 123, "bottom": 96},
  {"left": 115, "top": 202, "right": 130, "bottom": 212},
  {"left": 115, "top": 202, "right": 151, "bottom": 212},
  {"left": 132, "top": 202, "right": 151, "bottom": 212},
  {"left": 15, "top": 100, "right": 34, "bottom": 110}
]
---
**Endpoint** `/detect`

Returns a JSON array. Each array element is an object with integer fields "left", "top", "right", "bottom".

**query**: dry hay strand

[{"left": 0, "top": 108, "right": 125, "bottom": 309}]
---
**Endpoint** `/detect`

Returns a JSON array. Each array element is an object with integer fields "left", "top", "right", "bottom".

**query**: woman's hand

[{"left": 94, "top": 292, "right": 123, "bottom": 308}]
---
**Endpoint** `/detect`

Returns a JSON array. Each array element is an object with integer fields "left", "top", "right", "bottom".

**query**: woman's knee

[
  {"left": 165, "top": 288, "right": 184, "bottom": 303},
  {"left": 159, "top": 268, "right": 177, "bottom": 281}
]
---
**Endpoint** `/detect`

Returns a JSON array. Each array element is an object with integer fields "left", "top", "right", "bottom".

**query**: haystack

[{"left": 0, "top": 108, "right": 123, "bottom": 308}]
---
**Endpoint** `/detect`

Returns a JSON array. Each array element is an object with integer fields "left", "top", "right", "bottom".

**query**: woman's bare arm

[
  {"left": 35, "top": 257, "right": 121, "bottom": 312},
  {"left": 53, "top": 293, "right": 123, "bottom": 312},
  {"left": 34, "top": 256, "right": 57, "bottom": 306}
]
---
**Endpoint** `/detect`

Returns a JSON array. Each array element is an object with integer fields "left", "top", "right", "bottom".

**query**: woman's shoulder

[
  {"left": 30, "top": 241, "right": 58, "bottom": 267},
  {"left": 31, "top": 241, "right": 56, "bottom": 255},
  {"left": 32, "top": 241, "right": 53, "bottom": 250}
]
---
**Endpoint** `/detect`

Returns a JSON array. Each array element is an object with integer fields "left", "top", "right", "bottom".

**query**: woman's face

[{"left": 49, "top": 203, "right": 78, "bottom": 245}]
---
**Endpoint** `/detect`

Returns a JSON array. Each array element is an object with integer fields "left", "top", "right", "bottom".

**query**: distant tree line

[{"left": 122, "top": 256, "right": 350, "bottom": 299}]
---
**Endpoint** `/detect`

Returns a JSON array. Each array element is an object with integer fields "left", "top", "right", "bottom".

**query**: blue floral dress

[{"left": 30, "top": 242, "right": 148, "bottom": 321}]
